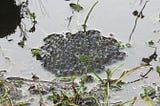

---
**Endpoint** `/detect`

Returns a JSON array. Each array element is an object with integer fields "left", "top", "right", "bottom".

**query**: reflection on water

[{"left": 0, "top": 0, "right": 21, "bottom": 38}]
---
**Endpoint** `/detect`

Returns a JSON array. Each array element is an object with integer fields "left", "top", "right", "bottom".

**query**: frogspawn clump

[{"left": 41, "top": 30, "right": 126, "bottom": 76}]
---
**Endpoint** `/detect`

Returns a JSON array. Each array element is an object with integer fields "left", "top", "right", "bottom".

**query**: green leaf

[
  {"left": 156, "top": 66, "right": 160, "bottom": 75},
  {"left": 29, "top": 12, "right": 36, "bottom": 19},
  {"left": 69, "top": 3, "right": 83, "bottom": 12}
]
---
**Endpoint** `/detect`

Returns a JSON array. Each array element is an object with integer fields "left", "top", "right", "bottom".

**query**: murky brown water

[{"left": 0, "top": 0, "right": 160, "bottom": 105}]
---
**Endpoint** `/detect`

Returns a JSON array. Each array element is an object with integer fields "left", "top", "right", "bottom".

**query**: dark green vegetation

[{"left": 0, "top": 62, "right": 159, "bottom": 105}]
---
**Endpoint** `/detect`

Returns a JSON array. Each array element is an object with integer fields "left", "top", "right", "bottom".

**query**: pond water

[{"left": 0, "top": 0, "right": 160, "bottom": 105}]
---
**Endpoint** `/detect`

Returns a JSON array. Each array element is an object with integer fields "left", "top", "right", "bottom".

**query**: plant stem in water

[{"left": 83, "top": 1, "right": 99, "bottom": 32}]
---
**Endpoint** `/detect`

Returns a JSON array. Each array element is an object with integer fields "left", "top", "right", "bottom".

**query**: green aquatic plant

[
  {"left": 31, "top": 49, "right": 42, "bottom": 60},
  {"left": 115, "top": 40, "right": 131, "bottom": 49},
  {"left": 29, "top": 12, "right": 37, "bottom": 32},
  {"left": 140, "top": 86, "right": 156, "bottom": 106},
  {"left": 103, "top": 62, "right": 125, "bottom": 106},
  {"left": 79, "top": 55, "right": 104, "bottom": 84},
  {"left": 47, "top": 92, "right": 60, "bottom": 104},
  {"left": 83, "top": 1, "right": 99, "bottom": 32},
  {"left": 147, "top": 40, "right": 155, "bottom": 46},
  {"left": 80, "top": 75, "right": 94, "bottom": 84},
  {"left": 0, "top": 79, "right": 22, "bottom": 106},
  {"left": 140, "top": 86, "right": 156, "bottom": 99},
  {"left": 69, "top": 3, "right": 83, "bottom": 12}
]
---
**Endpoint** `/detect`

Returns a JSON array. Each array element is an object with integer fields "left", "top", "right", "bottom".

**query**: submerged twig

[
  {"left": 67, "top": 15, "right": 73, "bottom": 28},
  {"left": 89, "top": 66, "right": 105, "bottom": 84},
  {"left": 128, "top": 1, "right": 149, "bottom": 42},
  {"left": 140, "top": 67, "right": 153, "bottom": 77},
  {"left": 113, "top": 65, "right": 151, "bottom": 85}
]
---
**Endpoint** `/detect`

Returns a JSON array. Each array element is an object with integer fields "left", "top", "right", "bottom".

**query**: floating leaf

[
  {"left": 31, "top": 49, "right": 42, "bottom": 60},
  {"left": 47, "top": 92, "right": 60, "bottom": 104},
  {"left": 69, "top": 3, "right": 83, "bottom": 12}
]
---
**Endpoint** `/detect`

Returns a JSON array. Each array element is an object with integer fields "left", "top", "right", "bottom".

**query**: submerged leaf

[{"left": 69, "top": 3, "right": 83, "bottom": 12}]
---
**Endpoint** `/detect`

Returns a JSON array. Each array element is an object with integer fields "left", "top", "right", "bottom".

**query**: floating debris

[{"left": 41, "top": 30, "right": 126, "bottom": 76}]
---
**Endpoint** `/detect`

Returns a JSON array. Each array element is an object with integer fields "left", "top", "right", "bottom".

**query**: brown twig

[
  {"left": 140, "top": 67, "right": 153, "bottom": 77},
  {"left": 128, "top": 1, "right": 149, "bottom": 42},
  {"left": 127, "top": 66, "right": 153, "bottom": 84}
]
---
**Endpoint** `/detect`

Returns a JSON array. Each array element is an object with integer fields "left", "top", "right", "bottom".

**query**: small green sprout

[
  {"left": 80, "top": 75, "right": 94, "bottom": 85},
  {"left": 115, "top": 41, "right": 131, "bottom": 49},
  {"left": 15, "top": 80, "right": 24, "bottom": 87},
  {"left": 29, "top": 12, "right": 36, "bottom": 20},
  {"left": 47, "top": 92, "right": 60, "bottom": 104},
  {"left": 31, "top": 49, "right": 42, "bottom": 60},
  {"left": 140, "top": 86, "right": 156, "bottom": 99}
]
